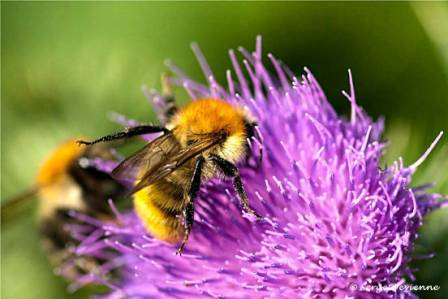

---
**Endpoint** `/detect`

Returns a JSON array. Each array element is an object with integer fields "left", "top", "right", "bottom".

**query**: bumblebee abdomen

[{"left": 134, "top": 179, "right": 185, "bottom": 243}]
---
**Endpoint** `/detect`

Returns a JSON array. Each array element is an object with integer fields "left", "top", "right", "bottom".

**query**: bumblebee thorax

[
  {"left": 170, "top": 98, "right": 246, "bottom": 140},
  {"left": 37, "top": 139, "right": 84, "bottom": 187}
]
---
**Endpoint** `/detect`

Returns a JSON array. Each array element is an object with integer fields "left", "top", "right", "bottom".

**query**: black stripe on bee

[
  {"left": 152, "top": 200, "right": 181, "bottom": 218},
  {"left": 150, "top": 179, "right": 186, "bottom": 217},
  {"left": 40, "top": 211, "right": 74, "bottom": 250},
  {"left": 68, "top": 158, "right": 126, "bottom": 215}
]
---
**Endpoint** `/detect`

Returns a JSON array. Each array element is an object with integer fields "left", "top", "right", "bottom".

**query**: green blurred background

[{"left": 1, "top": 2, "right": 447, "bottom": 298}]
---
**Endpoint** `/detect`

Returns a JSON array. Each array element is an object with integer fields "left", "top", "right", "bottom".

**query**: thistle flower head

[{"left": 66, "top": 37, "right": 445, "bottom": 298}]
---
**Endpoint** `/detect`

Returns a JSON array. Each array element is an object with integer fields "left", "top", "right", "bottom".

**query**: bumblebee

[
  {"left": 79, "top": 77, "right": 262, "bottom": 254},
  {"left": 1, "top": 139, "right": 126, "bottom": 278}
]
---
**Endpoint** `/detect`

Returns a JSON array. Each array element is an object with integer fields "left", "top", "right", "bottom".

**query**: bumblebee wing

[
  {"left": 130, "top": 133, "right": 223, "bottom": 194},
  {"left": 1, "top": 187, "right": 39, "bottom": 224},
  {"left": 111, "top": 133, "right": 181, "bottom": 183}
]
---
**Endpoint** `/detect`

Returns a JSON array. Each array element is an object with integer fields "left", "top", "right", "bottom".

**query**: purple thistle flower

[{"left": 67, "top": 37, "right": 446, "bottom": 298}]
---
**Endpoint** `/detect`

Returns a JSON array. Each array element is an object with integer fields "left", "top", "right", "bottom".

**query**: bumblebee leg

[
  {"left": 177, "top": 156, "right": 205, "bottom": 255},
  {"left": 210, "top": 155, "right": 262, "bottom": 220},
  {"left": 77, "top": 125, "right": 169, "bottom": 146},
  {"left": 177, "top": 202, "right": 194, "bottom": 255}
]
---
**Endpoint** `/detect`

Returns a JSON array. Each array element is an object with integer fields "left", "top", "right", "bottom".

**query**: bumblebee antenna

[{"left": 77, "top": 125, "right": 169, "bottom": 146}]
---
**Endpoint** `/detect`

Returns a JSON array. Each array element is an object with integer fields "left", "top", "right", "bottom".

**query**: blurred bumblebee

[
  {"left": 79, "top": 75, "right": 262, "bottom": 254},
  {"left": 1, "top": 139, "right": 126, "bottom": 279}
]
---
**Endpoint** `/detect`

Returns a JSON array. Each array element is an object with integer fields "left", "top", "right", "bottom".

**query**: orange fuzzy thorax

[
  {"left": 37, "top": 139, "right": 84, "bottom": 187},
  {"left": 170, "top": 98, "right": 246, "bottom": 141}
]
